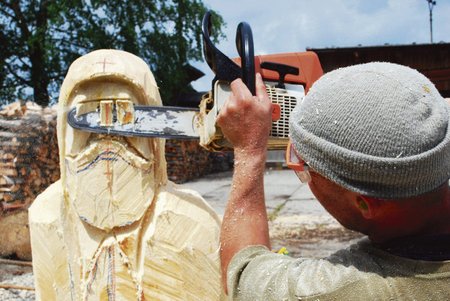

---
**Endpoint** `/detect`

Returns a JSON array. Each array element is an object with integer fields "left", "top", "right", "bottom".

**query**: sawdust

[{"left": 269, "top": 215, "right": 364, "bottom": 258}]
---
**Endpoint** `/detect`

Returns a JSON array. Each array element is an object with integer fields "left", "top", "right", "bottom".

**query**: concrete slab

[
  {"left": 179, "top": 168, "right": 330, "bottom": 218},
  {"left": 178, "top": 171, "right": 232, "bottom": 216},
  {"left": 179, "top": 168, "right": 362, "bottom": 259}
]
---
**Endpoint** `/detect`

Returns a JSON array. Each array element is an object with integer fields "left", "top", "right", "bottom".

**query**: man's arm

[{"left": 216, "top": 74, "right": 273, "bottom": 291}]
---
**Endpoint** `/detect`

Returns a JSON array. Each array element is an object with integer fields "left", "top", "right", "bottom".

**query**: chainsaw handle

[
  {"left": 201, "top": 11, "right": 256, "bottom": 95},
  {"left": 235, "top": 22, "right": 255, "bottom": 95},
  {"left": 202, "top": 11, "right": 241, "bottom": 87}
]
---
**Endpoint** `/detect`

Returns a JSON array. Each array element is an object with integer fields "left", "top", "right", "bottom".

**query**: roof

[{"left": 308, "top": 43, "right": 450, "bottom": 97}]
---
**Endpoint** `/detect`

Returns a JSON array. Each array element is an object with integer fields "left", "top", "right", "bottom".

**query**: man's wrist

[{"left": 234, "top": 147, "right": 267, "bottom": 169}]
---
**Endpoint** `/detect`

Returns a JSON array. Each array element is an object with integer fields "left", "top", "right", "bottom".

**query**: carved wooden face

[
  {"left": 61, "top": 80, "right": 163, "bottom": 230},
  {"left": 56, "top": 50, "right": 168, "bottom": 230}
]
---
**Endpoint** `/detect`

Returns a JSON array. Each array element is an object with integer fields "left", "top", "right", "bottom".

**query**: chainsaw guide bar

[{"left": 67, "top": 106, "right": 200, "bottom": 139}]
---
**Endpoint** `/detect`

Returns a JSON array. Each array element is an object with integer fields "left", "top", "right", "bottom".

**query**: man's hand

[
  {"left": 217, "top": 73, "right": 272, "bottom": 153},
  {"left": 218, "top": 73, "right": 272, "bottom": 294}
]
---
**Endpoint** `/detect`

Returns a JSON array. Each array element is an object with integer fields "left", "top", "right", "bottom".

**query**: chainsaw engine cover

[{"left": 198, "top": 81, "right": 305, "bottom": 151}]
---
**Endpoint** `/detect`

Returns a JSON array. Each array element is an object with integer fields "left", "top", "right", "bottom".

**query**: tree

[{"left": 0, "top": 0, "right": 224, "bottom": 106}]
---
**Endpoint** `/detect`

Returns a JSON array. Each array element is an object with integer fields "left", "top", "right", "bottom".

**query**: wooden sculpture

[{"left": 29, "top": 49, "right": 222, "bottom": 300}]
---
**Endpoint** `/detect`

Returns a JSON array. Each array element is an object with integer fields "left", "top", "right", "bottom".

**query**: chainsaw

[{"left": 68, "top": 11, "right": 323, "bottom": 151}]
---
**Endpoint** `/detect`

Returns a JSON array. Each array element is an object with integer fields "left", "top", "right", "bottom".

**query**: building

[{"left": 308, "top": 42, "right": 450, "bottom": 97}]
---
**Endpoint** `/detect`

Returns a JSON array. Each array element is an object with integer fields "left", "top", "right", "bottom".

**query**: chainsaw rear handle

[
  {"left": 236, "top": 22, "right": 255, "bottom": 95},
  {"left": 260, "top": 61, "right": 299, "bottom": 89}
]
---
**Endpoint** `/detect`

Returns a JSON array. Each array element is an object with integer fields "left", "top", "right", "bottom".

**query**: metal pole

[{"left": 426, "top": 0, "right": 436, "bottom": 43}]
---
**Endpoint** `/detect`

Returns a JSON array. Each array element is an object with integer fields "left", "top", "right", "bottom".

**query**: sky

[{"left": 191, "top": 0, "right": 450, "bottom": 91}]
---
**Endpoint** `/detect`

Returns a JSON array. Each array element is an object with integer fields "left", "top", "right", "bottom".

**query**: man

[{"left": 217, "top": 62, "right": 450, "bottom": 300}]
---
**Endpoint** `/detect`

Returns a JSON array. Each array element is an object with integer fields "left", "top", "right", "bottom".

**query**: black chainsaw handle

[
  {"left": 202, "top": 11, "right": 256, "bottom": 95},
  {"left": 236, "top": 22, "right": 255, "bottom": 95},
  {"left": 202, "top": 11, "right": 241, "bottom": 86}
]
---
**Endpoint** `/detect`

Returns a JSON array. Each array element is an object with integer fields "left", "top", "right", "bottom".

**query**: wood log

[
  {"left": 0, "top": 210, "right": 31, "bottom": 260},
  {"left": 0, "top": 283, "right": 35, "bottom": 291}
]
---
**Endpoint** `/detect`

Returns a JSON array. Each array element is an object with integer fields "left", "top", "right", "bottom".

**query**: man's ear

[{"left": 355, "top": 196, "right": 379, "bottom": 219}]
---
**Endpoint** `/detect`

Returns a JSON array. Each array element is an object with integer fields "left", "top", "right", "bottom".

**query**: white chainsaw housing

[{"left": 198, "top": 80, "right": 305, "bottom": 151}]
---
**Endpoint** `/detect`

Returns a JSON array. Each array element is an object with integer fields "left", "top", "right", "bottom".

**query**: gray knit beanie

[{"left": 289, "top": 62, "right": 450, "bottom": 199}]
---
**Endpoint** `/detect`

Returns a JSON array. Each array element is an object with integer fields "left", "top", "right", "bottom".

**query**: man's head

[{"left": 289, "top": 62, "right": 450, "bottom": 240}]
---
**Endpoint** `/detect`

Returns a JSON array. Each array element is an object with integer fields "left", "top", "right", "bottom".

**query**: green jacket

[{"left": 228, "top": 238, "right": 450, "bottom": 300}]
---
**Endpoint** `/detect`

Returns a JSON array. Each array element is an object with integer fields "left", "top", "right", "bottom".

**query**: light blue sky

[{"left": 191, "top": 0, "right": 450, "bottom": 91}]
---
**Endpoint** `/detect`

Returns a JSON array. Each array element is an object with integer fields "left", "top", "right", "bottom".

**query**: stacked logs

[
  {"left": 0, "top": 102, "right": 59, "bottom": 213},
  {"left": 0, "top": 101, "right": 59, "bottom": 259},
  {"left": 165, "top": 139, "right": 233, "bottom": 183}
]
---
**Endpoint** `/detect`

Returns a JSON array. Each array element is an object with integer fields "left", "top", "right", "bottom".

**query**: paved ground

[
  {"left": 179, "top": 167, "right": 334, "bottom": 221},
  {"left": 180, "top": 168, "right": 362, "bottom": 258}
]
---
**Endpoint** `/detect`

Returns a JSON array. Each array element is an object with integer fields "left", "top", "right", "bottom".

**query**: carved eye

[
  {"left": 76, "top": 98, "right": 135, "bottom": 127},
  {"left": 99, "top": 100, "right": 114, "bottom": 126},
  {"left": 66, "top": 83, "right": 153, "bottom": 160},
  {"left": 116, "top": 99, "right": 135, "bottom": 125}
]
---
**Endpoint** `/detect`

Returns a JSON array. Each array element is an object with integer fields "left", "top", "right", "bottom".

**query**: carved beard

[{"left": 65, "top": 138, "right": 155, "bottom": 231}]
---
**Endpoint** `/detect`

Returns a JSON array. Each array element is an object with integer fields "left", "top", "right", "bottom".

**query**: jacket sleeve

[{"left": 227, "top": 245, "right": 366, "bottom": 301}]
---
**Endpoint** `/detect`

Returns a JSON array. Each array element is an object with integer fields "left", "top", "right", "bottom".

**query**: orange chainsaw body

[
  {"left": 199, "top": 51, "right": 324, "bottom": 151},
  {"left": 234, "top": 51, "right": 323, "bottom": 93}
]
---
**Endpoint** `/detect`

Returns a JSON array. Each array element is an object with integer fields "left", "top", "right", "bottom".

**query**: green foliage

[{"left": 0, "top": 0, "right": 224, "bottom": 106}]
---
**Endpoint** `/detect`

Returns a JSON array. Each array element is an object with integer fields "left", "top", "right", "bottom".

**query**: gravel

[{"left": 0, "top": 264, "right": 34, "bottom": 301}]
